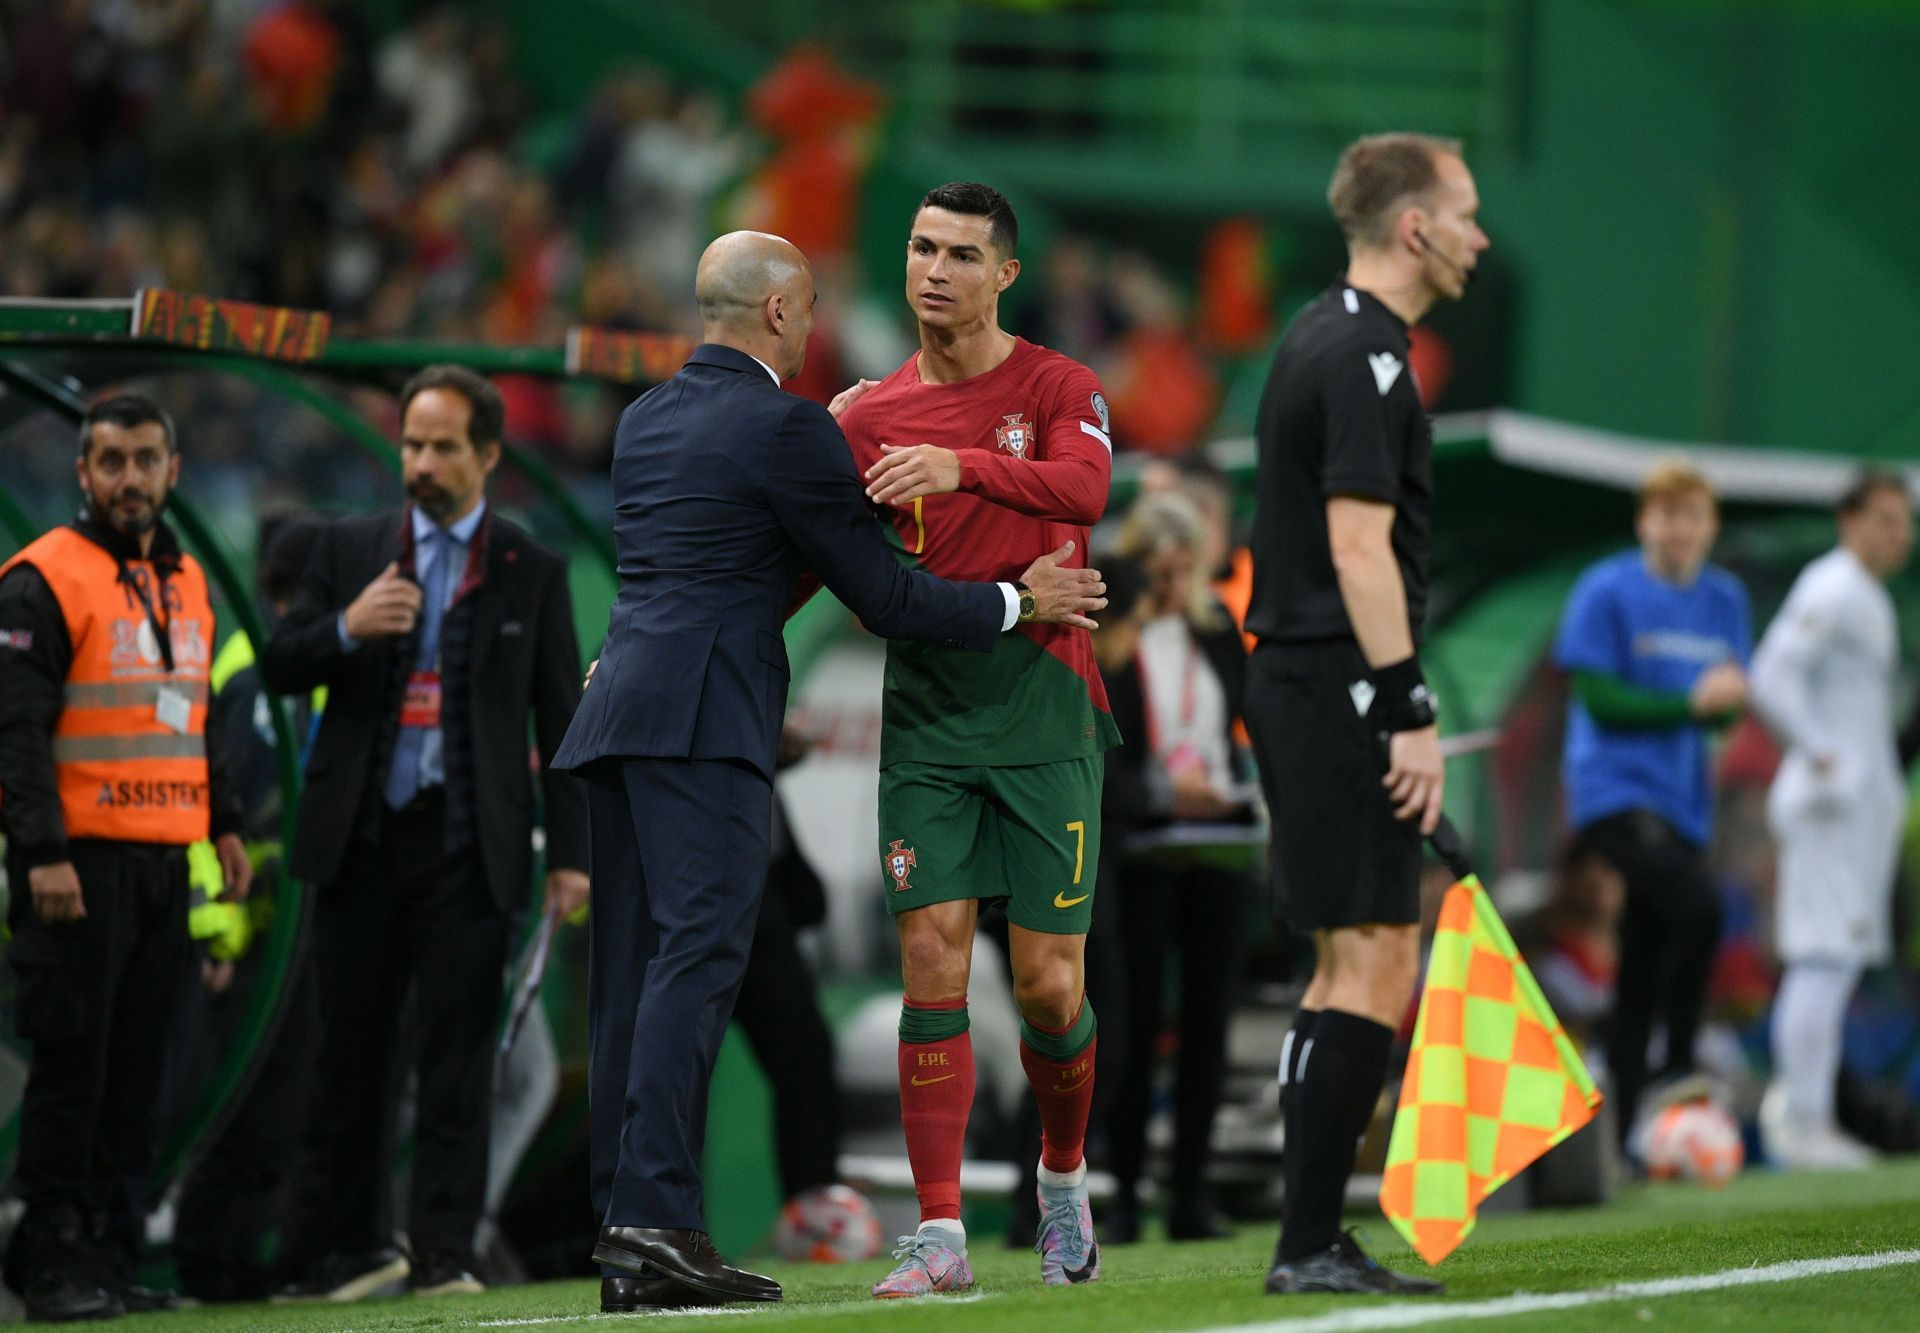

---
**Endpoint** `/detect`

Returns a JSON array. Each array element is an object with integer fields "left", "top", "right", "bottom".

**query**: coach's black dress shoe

[
  {"left": 594, "top": 1227, "right": 782, "bottom": 1303},
  {"left": 601, "top": 1272, "right": 716, "bottom": 1312}
]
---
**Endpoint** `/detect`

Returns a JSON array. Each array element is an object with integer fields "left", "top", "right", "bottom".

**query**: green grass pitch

[{"left": 119, "top": 1159, "right": 1920, "bottom": 1331}]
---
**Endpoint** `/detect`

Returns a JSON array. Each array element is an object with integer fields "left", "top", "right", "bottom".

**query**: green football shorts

[{"left": 877, "top": 757, "right": 1103, "bottom": 935}]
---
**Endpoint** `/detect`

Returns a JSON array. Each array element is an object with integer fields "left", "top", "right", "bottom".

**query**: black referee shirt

[{"left": 1245, "top": 282, "right": 1433, "bottom": 646}]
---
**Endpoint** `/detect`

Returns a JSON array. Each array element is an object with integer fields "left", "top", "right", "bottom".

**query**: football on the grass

[
  {"left": 773, "top": 1183, "right": 884, "bottom": 1262},
  {"left": 1643, "top": 1101, "right": 1744, "bottom": 1187}
]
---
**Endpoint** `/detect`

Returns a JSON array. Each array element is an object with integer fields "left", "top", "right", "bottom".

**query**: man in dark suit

[
  {"left": 554, "top": 231, "right": 1105, "bottom": 1312},
  {"left": 261, "top": 365, "right": 589, "bottom": 1302}
]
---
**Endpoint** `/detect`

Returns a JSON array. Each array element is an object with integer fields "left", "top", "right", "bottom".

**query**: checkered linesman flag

[{"left": 1379, "top": 824, "right": 1604, "bottom": 1266}]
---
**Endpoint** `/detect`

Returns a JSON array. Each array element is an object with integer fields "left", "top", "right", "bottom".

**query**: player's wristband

[{"left": 1371, "top": 655, "right": 1437, "bottom": 732}]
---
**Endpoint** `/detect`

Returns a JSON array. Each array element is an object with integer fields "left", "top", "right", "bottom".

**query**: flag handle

[
  {"left": 1376, "top": 728, "right": 1477, "bottom": 881},
  {"left": 1425, "top": 814, "right": 1475, "bottom": 882}
]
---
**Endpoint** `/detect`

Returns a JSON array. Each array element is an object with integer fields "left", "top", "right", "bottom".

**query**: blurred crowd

[
  {"left": 2, "top": 0, "right": 734, "bottom": 479},
  {"left": 0, "top": 0, "right": 1298, "bottom": 479},
  {"left": 0, "top": 0, "right": 733, "bottom": 342}
]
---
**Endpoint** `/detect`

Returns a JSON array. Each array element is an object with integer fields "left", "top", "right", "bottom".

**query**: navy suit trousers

[{"left": 586, "top": 758, "right": 771, "bottom": 1237}]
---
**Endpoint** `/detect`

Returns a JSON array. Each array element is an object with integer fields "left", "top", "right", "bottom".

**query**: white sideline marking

[
  {"left": 1201, "top": 1249, "right": 1920, "bottom": 1332},
  {"left": 360, "top": 1250, "right": 1920, "bottom": 1330}
]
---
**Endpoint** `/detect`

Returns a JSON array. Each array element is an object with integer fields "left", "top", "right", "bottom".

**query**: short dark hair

[
  {"left": 1327, "top": 133, "right": 1463, "bottom": 247},
  {"left": 919, "top": 181, "right": 1018, "bottom": 257},
  {"left": 399, "top": 364, "right": 505, "bottom": 450},
  {"left": 1837, "top": 467, "right": 1909, "bottom": 518},
  {"left": 79, "top": 393, "right": 176, "bottom": 458}
]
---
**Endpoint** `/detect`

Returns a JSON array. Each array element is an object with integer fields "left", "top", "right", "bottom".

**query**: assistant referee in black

[{"left": 1244, "top": 133, "right": 1488, "bottom": 1296}]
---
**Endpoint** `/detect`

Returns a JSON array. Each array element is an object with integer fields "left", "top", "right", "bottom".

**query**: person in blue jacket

[{"left": 1554, "top": 461, "right": 1752, "bottom": 1146}]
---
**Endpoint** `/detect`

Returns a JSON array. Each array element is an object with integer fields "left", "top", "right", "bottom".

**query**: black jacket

[
  {"left": 0, "top": 514, "right": 244, "bottom": 868},
  {"left": 1102, "top": 609, "right": 1256, "bottom": 835},
  {"left": 259, "top": 506, "right": 588, "bottom": 911}
]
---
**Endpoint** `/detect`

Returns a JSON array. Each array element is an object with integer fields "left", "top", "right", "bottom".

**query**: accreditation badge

[
  {"left": 400, "top": 670, "right": 443, "bottom": 728},
  {"left": 155, "top": 685, "right": 193, "bottom": 735}
]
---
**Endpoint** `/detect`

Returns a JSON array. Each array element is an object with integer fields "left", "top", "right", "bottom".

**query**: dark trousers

[
  {"left": 4, "top": 840, "right": 190, "bottom": 1286},
  {"left": 587, "top": 758, "right": 771, "bottom": 1235},
  {"left": 175, "top": 922, "right": 322, "bottom": 1300},
  {"left": 1109, "top": 858, "right": 1254, "bottom": 1208},
  {"left": 304, "top": 796, "right": 508, "bottom": 1262},
  {"left": 733, "top": 884, "right": 839, "bottom": 1199},
  {"left": 1578, "top": 808, "right": 1723, "bottom": 1139}
]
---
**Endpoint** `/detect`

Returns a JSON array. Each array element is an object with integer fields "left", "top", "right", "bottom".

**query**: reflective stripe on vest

[
  {"left": 51, "top": 733, "right": 208, "bottom": 762},
  {"left": 0, "top": 527, "right": 216, "bottom": 843},
  {"left": 63, "top": 680, "right": 212, "bottom": 709}
]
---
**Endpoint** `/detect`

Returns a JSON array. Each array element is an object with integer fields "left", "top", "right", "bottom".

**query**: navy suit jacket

[{"left": 553, "top": 344, "right": 1004, "bottom": 784}]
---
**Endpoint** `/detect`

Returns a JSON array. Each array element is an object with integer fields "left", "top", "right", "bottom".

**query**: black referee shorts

[{"left": 1245, "top": 640, "right": 1422, "bottom": 932}]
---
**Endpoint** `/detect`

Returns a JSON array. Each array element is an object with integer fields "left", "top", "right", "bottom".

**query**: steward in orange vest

[{"left": 0, "top": 395, "right": 250, "bottom": 1322}]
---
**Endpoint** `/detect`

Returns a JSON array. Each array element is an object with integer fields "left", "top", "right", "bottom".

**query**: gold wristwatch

[{"left": 1014, "top": 581, "right": 1037, "bottom": 622}]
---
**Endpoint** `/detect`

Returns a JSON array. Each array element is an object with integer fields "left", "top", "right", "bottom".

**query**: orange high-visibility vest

[{"left": 0, "top": 526, "right": 215, "bottom": 843}]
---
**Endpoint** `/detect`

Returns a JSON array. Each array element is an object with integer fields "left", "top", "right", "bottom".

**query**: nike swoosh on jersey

[
  {"left": 1368, "top": 352, "right": 1404, "bottom": 396},
  {"left": 910, "top": 1073, "right": 958, "bottom": 1087},
  {"left": 1053, "top": 891, "right": 1090, "bottom": 909}
]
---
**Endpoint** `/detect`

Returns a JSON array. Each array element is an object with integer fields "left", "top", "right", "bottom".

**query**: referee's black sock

[
  {"left": 1278, "top": 1006, "right": 1321, "bottom": 1164},
  {"left": 1278, "top": 1007, "right": 1321, "bottom": 1250},
  {"left": 1277, "top": 1008, "right": 1394, "bottom": 1262},
  {"left": 1279, "top": 1008, "right": 1320, "bottom": 1108}
]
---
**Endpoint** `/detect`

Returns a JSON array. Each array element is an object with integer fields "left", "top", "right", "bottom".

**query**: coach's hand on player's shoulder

[
  {"left": 1019, "top": 540, "right": 1107, "bottom": 631},
  {"left": 343, "top": 560, "right": 423, "bottom": 639},
  {"left": 1384, "top": 725, "right": 1446, "bottom": 835},
  {"left": 1688, "top": 661, "right": 1747, "bottom": 719},
  {"left": 828, "top": 378, "right": 879, "bottom": 419},
  {"left": 865, "top": 444, "right": 961, "bottom": 505}
]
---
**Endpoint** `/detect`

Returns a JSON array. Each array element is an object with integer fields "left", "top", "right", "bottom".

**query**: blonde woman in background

[{"left": 1102, "top": 491, "right": 1261, "bottom": 1243}]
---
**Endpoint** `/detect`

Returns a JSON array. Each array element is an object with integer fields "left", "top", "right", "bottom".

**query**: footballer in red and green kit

[
  {"left": 843, "top": 337, "right": 1120, "bottom": 933},
  {"left": 844, "top": 182, "right": 1116, "bottom": 1297}
]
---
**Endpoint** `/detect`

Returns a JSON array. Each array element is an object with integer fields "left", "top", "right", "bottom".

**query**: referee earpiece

[{"left": 1415, "top": 228, "right": 1474, "bottom": 288}]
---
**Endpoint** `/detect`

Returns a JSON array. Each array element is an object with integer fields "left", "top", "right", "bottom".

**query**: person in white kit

[{"left": 1749, "top": 469, "right": 1914, "bottom": 1169}]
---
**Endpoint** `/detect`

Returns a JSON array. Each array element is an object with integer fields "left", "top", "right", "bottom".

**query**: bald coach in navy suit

[{"left": 552, "top": 232, "right": 1106, "bottom": 1311}]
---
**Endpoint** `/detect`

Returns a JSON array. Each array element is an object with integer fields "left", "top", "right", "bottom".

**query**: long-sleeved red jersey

[{"left": 840, "top": 338, "right": 1121, "bottom": 769}]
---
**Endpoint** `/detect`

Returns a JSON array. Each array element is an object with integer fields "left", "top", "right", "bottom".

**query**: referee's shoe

[{"left": 1264, "top": 1230, "right": 1443, "bottom": 1296}]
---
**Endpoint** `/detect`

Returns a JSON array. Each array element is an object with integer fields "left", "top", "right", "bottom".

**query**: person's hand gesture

[
  {"left": 214, "top": 832, "right": 253, "bottom": 902},
  {"left": 342, "top": 561, "right": 422, "bottom": 639},
  {"left": 1688, "top": 661, "right": 1748, "bottom": 719},
  {"left": 828, "top": 378, "right": 878, "bottom": 419},
  {"left": 865, "top": 445, "right": 962, "bottom": 506},
  {"left": 1016, "top": 541, "right": 1107, "bottom": 631},
  {"left": 545, "top": 869, "right": 590, "bottom": 924},
  {"left": 28, "top": 862, "right": 85, "bottom": 924},
  {"left": 1384, "top": 725, "right": 1446, "bottom": 835}
]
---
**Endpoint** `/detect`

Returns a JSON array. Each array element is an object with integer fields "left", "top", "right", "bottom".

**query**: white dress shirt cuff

[
  {"left": 998, "top": 583, "right": 1021, "bottom": 632},
  {"left": 337, "top": 611, "right": 360, "bottom": 652}
]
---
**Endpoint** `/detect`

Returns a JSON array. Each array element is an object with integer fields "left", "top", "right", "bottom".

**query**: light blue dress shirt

[{"left": 336, "top": 502, "right": 486, "bottom": 808}]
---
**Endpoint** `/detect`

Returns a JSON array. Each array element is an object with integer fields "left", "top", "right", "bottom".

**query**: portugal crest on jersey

[
  {"left": 995, "top": 413, "right": 1033, "bottom": 459},
  {"left": 884, "top": 839, "right": 918, "bottom": 891}
]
